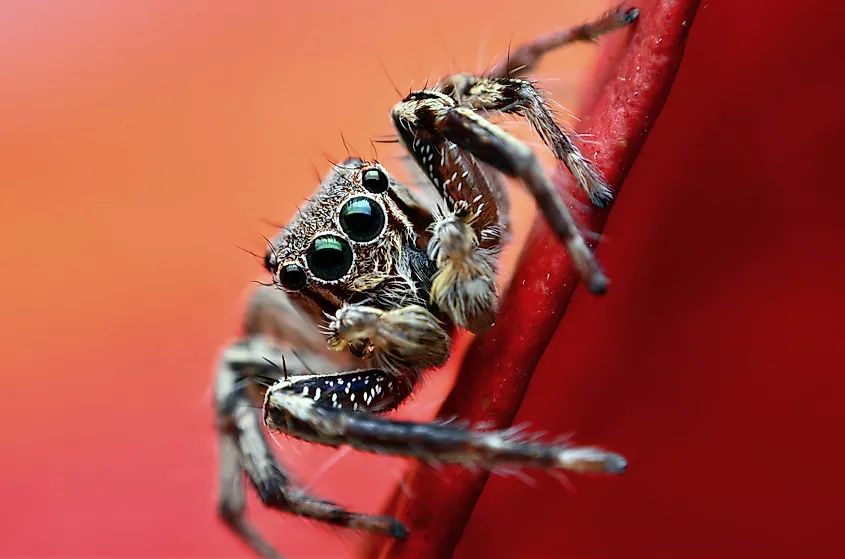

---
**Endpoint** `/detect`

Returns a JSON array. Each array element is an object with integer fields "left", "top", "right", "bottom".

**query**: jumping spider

[{"left": 214, "top": 6, "right": 638, "bottom": 558}]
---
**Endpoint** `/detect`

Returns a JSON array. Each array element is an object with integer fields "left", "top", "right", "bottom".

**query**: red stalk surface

[{"left": 365, "top": 1, "right": 702, "bottom": 557}]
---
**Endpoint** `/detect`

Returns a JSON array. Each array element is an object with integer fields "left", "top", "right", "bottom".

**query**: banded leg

[
  {"left": 215, "top": 287, "right": 401, "bottom": 558},
  {"left": 215, "top": 333, "right": 406, "bottom": 559},
  {"left": 438, "top": 73, "right": 615, "bottom": 206},
  {"left": 393, "top": 93, "right": 608, "bottom": 294},
  {"left": 435, "top": 5, "right": 638, "bottom": 207},
  {"left": 264, "top": 370, "right": 627, "bottom": 473},
  {"left": 260, "top": 301, "right": 625, "bottom": 478},
  {"left": 405, "top": 133, "right": 509, "bottom": 332},
  {"left": 488, "top": 4, "right": 639, "bottom": 78}
]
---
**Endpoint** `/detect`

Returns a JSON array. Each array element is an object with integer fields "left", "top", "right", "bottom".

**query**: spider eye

[
  {"left": 279, "top": 263, "right": 307, "bottom": 291},
  {"left": 264, "top": 249, "right": 277, "bottom": 273},
  {"left": 339, "top": 197, "right": 386, "bottom": 242},
  {"left": 306, "top": 235, "right": 353, "bottom": 281},
  {"left": 361, "top": 168, "right": 389, "bottom": 194}
]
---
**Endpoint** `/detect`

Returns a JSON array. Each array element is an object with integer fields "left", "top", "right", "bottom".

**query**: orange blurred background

[
  {"left": 0, "top": 1, "right": 604, "bottom": 556},
  {"left": 3, "top": 1, "right": 845, "bottom": 558}
]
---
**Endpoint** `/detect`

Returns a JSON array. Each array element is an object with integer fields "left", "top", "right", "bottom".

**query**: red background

[{"left": 1, "top": 1, "right": 844, "bottom": 558}]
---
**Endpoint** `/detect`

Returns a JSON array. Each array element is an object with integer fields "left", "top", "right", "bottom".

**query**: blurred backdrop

[
  {"left": 2, "top": 1, "right": 845, "bottom": 558},
  {"left": 0, "top": 1, "right": 599, "bottom": 556}
]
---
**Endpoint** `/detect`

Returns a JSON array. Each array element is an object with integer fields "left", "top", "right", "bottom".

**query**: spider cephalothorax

[
  {"left": 213, "top": 6, "right": 638, "bottom": 559},
  {"left": 267, "top": 159, "right": 452, "bottom": 371},
  {"left": 271, "top": 161, "right": 417, "bottom": 297}
]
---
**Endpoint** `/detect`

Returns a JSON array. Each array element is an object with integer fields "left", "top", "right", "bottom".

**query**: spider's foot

[
  {"left": 622, "top": 7, "right": 640, "bottom": 24},
  {"left": 558, "top": 446, "right": 627, "bottom": 475},
  {"left": 342, "top": 510, "right": 407, "bottom": 539},
  {"left": 564, "top": 151, "right": 614, "bottom": 208},
  {"left": 388, "top": 520, "right": 409, "bottom": 540},
  {"left": 565, "top": 234, "right": 610, "bottom": 295}
]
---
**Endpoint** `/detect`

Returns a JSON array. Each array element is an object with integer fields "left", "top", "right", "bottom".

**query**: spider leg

[
  {"left": 393, "top": 93, "right": 608, "bottom": 294},
  {"left": 264, "top": 370, "right": 627, "bottom": 474},
  {"left": 218, "top": 429, "right": 281, "bottom": 559},
  {"left": 436, "top": 73, "right": 614, "bottom": 206},
  {"left": 487, "top": 4, "right": 639, "bottom": 79},
  {"left": 243, "top": 284, "right": 331, "bottom": 351},
  {"left": 278, "top": 304, "right": 622, "bottom": 474},
  {"left": 215, "top": 335, "right": 406, "bottom": 558},
  {"left": 435, "top": 6, "right": 638, "bottom": 207},
  {"left": 392, "top": 101, "right": 515, "bottom": 332},
  {"left": 214, "top": 287, "right": 404, "bottom": 558}
]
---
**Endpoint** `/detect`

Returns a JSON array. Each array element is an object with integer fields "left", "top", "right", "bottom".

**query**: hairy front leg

[
  {"left": 264, "top": 373, "right": 627, "bottom": 474},
  {"left": 215, "top": 337, "right": 406, "bottom": 559},
  {"left": 439, "top": 74, "right": 615, "bottom": 206},
  {"left": 436, "top": 6, "right": 639, "bottom": 206},
  {"left": 387, "top": 131, "right": 508, "bottom": 333},
  {"left": 393, "top": 94, "right": 608, "bottom": 293},
  {"left": 214, "top": 287, "right": 404, "bottom": 558}
]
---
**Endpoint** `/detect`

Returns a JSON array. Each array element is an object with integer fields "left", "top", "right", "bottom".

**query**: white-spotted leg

[
  {"left": 218, "top": 260, "right": 626, "bottom": 559},
  {"left": 265, "top": 303, "right": 625, "bottom": 478},
  {"left": 392, "top": 93, "right": 609, "bottom": 294},
  {"left": 263, "top": 367, "right": 627, "bottom": 473},
  {"left": 214, "top": 289, "right": 405, "bottom": 558},
  {"left": 436, "top": 6, "right": 639, "bottom": 205}
]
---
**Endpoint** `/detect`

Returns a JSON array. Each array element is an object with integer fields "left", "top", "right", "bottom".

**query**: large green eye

[
  {"left": 306, "top": 235, "right": 353, "bottom": 281},
  {"left": 339, "top": 197, "right": 385, "bottom": 242}
]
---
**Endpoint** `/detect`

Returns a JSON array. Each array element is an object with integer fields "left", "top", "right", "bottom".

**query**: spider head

[{"left": 268, "top": 158, "right": 419, "bottom": 307}]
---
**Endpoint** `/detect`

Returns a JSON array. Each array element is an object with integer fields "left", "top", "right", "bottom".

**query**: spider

[{"left": 214, "top": 6, "right": 638, "bottom": 558}]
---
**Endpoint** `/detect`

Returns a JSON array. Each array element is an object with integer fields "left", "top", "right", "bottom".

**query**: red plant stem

[{"left": 366, "top": 1, "right": 702, "bottom": 557}]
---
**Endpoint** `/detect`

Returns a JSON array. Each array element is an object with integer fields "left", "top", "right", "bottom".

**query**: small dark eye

[
  {"left": 361, "top": 168, "right": 389, "bottom": 194},
  {"left": 306, "top": 235, "right": 353, "bottom": 281},
  {"left": 340, "top": 197, "right": 386, "bottom": 242},
  {"left": 264, "top": 249, "right": 277, "bottom": 274},
  {"left": 279, "top": 264, "right": 307, "bottom": 291}
]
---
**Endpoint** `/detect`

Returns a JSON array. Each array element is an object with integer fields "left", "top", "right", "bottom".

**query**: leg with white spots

[
  {"left": 214, "top": 337, "right": 406, "bottom": 559},
  {"left": 391, "top": 96, "right": 509, "bottom": 333},
  {"left": 263, "top": 371, "right": 628, "bottom": 474},
  {"left": 437, "top": 74, "right": 616, "bottom": 207},
  {"left": 433, "top": 6, "right": 639, "bottom": 205},
  {"left": 392, "top": 93, "right": 608, "bottom": 295},
  {"left": 389, "top": 10, "right": 641, "bottom": 296},
  {"left": 215, "top": 291, "right": 624, "bottom": 558}
]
